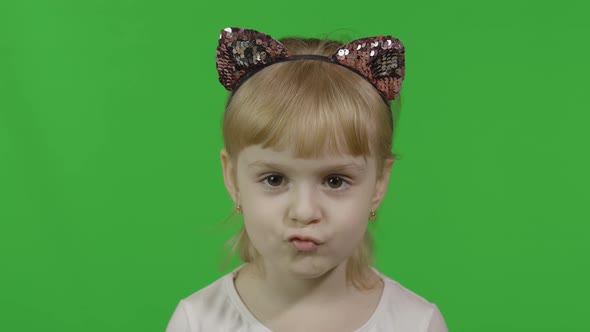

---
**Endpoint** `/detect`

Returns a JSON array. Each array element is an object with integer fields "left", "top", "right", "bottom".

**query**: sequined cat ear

[
  {"left": 216, "top": 27, "right": 291, "bottom": 91},
  {"left": 332, "top": 36, "right": 405, "bottom": 100}
]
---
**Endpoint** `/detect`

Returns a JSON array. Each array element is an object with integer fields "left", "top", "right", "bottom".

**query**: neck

[
  {"left": 237, "top": 259, "right": 369, "bottom": 306},
  {"left": 233, "top": 260, "right": 384, "bottom": 327}
]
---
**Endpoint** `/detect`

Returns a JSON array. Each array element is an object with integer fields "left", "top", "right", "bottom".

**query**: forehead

[{"left": 237, "top": 145, "right": 372, "bottom": 171}]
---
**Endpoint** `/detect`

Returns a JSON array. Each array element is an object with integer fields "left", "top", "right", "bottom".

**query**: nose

[{"left": 287, "top": 185, "right": 322, "bottom": 225}]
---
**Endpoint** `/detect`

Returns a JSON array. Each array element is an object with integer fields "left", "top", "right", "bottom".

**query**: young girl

[{"left": 166, "top": 27, "right": 448, "bottom": 332}]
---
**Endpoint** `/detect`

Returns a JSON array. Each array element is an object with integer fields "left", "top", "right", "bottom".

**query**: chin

[{"left": 284, "top": 257, "right": 340, "bottom": 279}]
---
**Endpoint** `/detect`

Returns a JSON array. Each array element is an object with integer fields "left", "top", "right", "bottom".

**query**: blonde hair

[{"left": 222, "top": 36, "right": 400, "bottom": 290}]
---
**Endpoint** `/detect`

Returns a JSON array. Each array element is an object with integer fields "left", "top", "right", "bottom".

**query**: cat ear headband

[{"left": 215, "top": 27, "right": 406, "bottom": 103}]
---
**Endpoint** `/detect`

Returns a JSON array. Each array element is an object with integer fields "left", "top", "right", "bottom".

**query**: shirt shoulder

[
  {"left": 363, "top": 270, "right": 448, "bottom": 332},
  {"left": 165, "top": 272, "right": 264, "bottom": 332}
]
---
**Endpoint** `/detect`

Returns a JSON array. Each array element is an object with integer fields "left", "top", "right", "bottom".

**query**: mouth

[{"left": 288, "top": 235, "right": 323, "bottom": 252}]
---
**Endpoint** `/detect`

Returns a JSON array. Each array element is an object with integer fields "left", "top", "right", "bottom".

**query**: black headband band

[
  {"left": 227, "top": 54, "right": 394, "bottom": 128},
  {"left": 232, "top": 54, "right": 391, "bottom": 106}
]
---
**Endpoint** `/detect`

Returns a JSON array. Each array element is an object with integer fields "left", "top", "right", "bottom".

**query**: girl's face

[{"left": 221, "top": 145, "right": 392, "bottom": 279}]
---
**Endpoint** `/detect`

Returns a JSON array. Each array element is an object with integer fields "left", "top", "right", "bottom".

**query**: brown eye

[
  {"left": 327, "top": 177, "right": 343, "bottom": 189},
  {"left": 265, "top": 175, "right": 284, "bottom": 186}
]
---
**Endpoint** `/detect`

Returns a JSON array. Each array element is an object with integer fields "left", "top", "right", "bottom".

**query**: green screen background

[{"left": 1, "top": 1, "right": 589, "bottom": 331}]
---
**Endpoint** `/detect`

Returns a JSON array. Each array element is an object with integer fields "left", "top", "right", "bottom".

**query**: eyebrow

[{"left": 247, "top": 161, "right": 366, "bottom": 173}]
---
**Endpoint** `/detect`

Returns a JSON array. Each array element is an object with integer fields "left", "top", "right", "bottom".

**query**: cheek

[
  {"left": 327, "top": 198, "right": 372, "bottom": 239},
  {"left": 322, "top": 180, "right": 375, "bottom": 221},
  {"left": 242, "top": 189, "right": 282, "bottom": 221},
  {"left": 241, "top": 194, "right": 285, "bottom": 246},
  {"left": 333, "top": 210, "right": 369, "bottom": 238},
  {"left": 331, "top": 192, "right": 372, "bottom": 221}
]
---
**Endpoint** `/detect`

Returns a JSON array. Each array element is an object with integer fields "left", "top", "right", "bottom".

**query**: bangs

[{"left": 223, "top": 60, "right": 391, "bottom": 159}]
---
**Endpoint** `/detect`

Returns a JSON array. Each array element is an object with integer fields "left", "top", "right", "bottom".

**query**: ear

[
  {"left": 370, "top": 158, "right": 395, "bottom": 211},
  {"left": 220, "top": 148, "right": 239, "bottom": 204}
]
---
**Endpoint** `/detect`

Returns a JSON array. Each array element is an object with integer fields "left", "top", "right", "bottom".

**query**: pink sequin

[{"left": 216, "top": 27, "right": 405, "bottom": 101}]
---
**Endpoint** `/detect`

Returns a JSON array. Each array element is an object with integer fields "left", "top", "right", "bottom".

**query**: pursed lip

[{"left": 287, "top": 234, "right": 323, "bottom": 245}]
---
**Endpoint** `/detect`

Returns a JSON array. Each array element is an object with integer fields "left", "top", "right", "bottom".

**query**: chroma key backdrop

[{"left": 1, "top": 0, "right": 589, "bottom": 331}]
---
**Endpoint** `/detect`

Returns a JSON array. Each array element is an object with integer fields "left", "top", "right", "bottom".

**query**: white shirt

[{"left": 166, "top": 265, "right": 448, "bottom": 332}]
